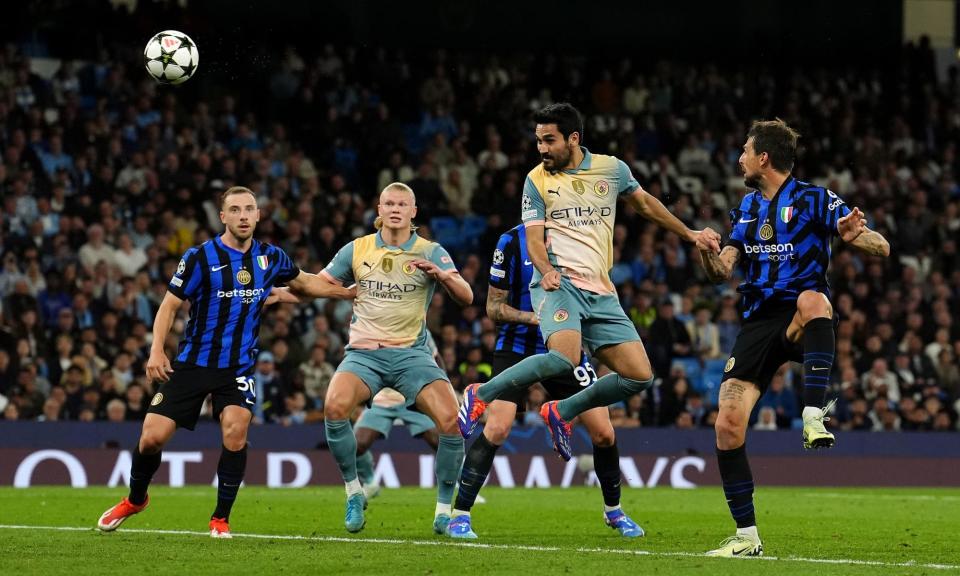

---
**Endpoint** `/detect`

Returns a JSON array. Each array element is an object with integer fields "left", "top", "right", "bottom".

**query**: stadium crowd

[{"left": 0, "top": 31, "right": 958, "bottom": 433}]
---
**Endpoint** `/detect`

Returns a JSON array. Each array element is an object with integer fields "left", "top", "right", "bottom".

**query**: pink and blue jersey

[
  {"left": 521, "top": 147, "right": 640, "bottom": 295},
  {"left": 322, "top": 231, "right": 457, "bottom": 350}
]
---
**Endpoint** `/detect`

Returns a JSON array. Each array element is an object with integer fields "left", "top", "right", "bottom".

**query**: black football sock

[
  {"left": 593, "top": 443, "right": 622, "bottom": 508},
  {"left": 454, "top": 434, "right": 500, "bottom": 513},
  {"left": 717, "top": 444, "right": 756, "bottom": 528},
  {"left": 128, "top": 447, "right": 162, "bottom": 506},
  {"left": 212, "top": 444, "right": 247, "bottom": 521},
  {"left": 802, "top": 318, "right": 835, "bottom": 409}
]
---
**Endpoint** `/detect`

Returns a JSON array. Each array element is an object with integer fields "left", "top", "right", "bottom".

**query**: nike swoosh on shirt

[
  {"left": 211, "top": 264, "right": 229, "bottom": 272},
  {"left": 524, "top": 260, "right": 533, "bottom": 266},
  {"left": 738, "top": 217, "right": 757, "bottom": 223},
  {"left": 811, "top": 366, "right": 830, "bottom": 371}
]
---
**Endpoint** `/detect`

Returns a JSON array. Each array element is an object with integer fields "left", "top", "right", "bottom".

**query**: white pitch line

[
  {"left": 0, "top": 524, "right": 957, "bottom": 571},
  {"left": 816, "top": 492, "right": 960, "bottom": 502}
]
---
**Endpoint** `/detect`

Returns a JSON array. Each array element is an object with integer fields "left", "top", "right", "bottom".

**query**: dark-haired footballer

[{"left": 697, "top": 119, "right": 890, "bottom": 556}]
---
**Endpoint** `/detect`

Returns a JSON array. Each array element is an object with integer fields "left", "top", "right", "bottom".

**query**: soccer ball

[{"left": 143, "top": 30, "right": 199, "bottom": 85}]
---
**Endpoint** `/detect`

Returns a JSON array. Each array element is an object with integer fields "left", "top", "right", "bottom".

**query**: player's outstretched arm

[
  {"left": 697, "top": 241, "right": 741, "bottom": 284},
  {"left": 286, "top": 270, "right": 357, "bottom": 300},
  {"left": 625, "top": 188, "right": 721, "bottom": 249},
  {"left": 838, "top": 207, "right": 890, "bottom": 257},
  {"left": 487, "top": 285, "right": 539, "bottom": 325},
  {"left": 264, "top": 287, "right": 304, "bottom": 305},
  {"left": 410, "top": 259, "right": 473, "bottom": 306},
  {"left": 146, "top": 291, "right": 183, "bottom": 382}
]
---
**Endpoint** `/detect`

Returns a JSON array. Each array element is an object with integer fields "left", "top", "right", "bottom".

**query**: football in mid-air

[{"left": 143, "top": 30, "right": 199, "bottom": 85}]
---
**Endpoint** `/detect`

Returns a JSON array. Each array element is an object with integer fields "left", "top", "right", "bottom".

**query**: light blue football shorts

[
  {"left": 355, "top": 403, "right": 436, "bottom": 438},
  {"left": 531, "top": 274, "right": 640, "bottom": 351},
  {"left": 336, "top": 346, "right": 448, "bottom": 406}
]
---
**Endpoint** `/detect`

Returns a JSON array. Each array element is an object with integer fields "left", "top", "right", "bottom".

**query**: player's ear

[{"left": 219, "top": 211, "right": 225, "bottom": 225}]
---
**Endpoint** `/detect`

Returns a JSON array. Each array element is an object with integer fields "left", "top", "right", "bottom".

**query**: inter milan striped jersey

[
  {"left": 726, "top": 176, "right": 851, "bottom": 319},
  {"left": 168, "top": 235, "right": 299, "bottom": 371},
  {"left": 489, "top": 225, "right": 546, "bottom": 356}
]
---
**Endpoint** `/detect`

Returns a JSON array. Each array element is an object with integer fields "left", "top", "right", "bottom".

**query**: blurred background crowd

[{"left": 1, "top": 1, "right": 958, "bottom": 433}]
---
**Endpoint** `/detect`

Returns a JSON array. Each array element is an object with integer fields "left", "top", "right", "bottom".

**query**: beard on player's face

[
  {"left": 227, "top": 221, "right": 254, "bottom": 241},
  {"left": 543, "top": 143, "right": 573, "bottom": 172},
  {"left": 743, "top": 173, "right": 761, "bottom": 189}
]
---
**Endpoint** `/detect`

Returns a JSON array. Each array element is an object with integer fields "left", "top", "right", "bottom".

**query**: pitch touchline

[{"left": 0, "top": 524, "right": 957, "bottom": 571}]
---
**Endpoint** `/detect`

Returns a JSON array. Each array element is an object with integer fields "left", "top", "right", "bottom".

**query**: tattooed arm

[
  {"left": 838, "top": 207, "right": 890, "bottom": 257},
  {"left": 698, "top": 245, "right": 741, "bottom": 284},
  {"left": 486, "top": 285, "right": 539, "bottom": 326}
]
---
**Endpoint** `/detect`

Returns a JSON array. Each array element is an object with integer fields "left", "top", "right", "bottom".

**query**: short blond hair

[{"left": 374, "top": 182, "right": 417, "bottom": 231}]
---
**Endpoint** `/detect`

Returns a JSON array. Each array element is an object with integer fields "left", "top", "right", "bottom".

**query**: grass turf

[{"left": 0, "top": 486, "right": 958, "bottom": 575}]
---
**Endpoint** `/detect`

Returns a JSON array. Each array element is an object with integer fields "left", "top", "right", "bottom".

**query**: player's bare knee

[
  {"left": 797, "top": 290, "right": 831, "bottom": 323},
  {"left": 324, "top": 400, "right": 351, "bottom": 421},
  {"left": 138, "top": 433, "right": 165, "bottom": 454},
  {"left": 435, "top": 416, "right": 458, "bottom": 436},
  {"left": 714, "top": 415, "right": 746, "bottom": 447},
  {"left": 483, "top": 420, "right": 511, "bottom": 444},
  {"left": 590, "top": 427, "right": 615, "bottom": 447},
  {"left": 223, "top": 435, "right": 246, "bottom": 452},
  {"left": 221, "top": 423, "right": 248, "bottom": 450}
]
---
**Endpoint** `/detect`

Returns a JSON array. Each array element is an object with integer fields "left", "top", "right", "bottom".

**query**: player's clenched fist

[
  {"left": 541, "top": 269, "right": 562, "bottom": 291},
  {"left": 145, "top": 350, "right": 174, "bottom": 382},
  {"left": 693, "top": 228, "right": 722, "bottom": 254}
]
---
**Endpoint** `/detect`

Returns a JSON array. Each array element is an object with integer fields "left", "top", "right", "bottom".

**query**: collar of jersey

[
  {"left": 216, "top": 234, "right": 256, "bottom": 256},
  {"left": 375, "top": 230, "right": 419, "bottom": 251},
  {"left": 562, "top": 146, "right": 592, "bottom": 174},
  {"left": 759, "top": 175, "right": 796, "bottom": 204}
]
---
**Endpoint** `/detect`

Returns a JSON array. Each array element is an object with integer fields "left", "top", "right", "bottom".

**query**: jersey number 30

[{"left": 236, "top": 376, "right": 257, "bottom": 405}]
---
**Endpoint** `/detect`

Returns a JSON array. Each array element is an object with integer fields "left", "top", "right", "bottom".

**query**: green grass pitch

[{"left": 1, "top": 486, "right": 958, "bottom": 575}]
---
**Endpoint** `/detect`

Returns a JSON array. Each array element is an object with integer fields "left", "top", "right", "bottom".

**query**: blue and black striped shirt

[
  {"left": 489, "top": 225, "right": 547, "bottom": 356},
  {"left": 168, "top": 235, "right": 299, "bottom": 373},
  {"left": 727, "top": 177, "right": 851, "bottom": 319}
]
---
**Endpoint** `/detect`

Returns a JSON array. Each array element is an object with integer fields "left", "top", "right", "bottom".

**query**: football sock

[
  {"left": 356, "top": 451, "right": 375, "bottom": 486},
  {"left": 454, "top": 433, "right": 500, "bottom": 513},
  {"left": 593, "top": 442, "right": 622, "bottom": 508},
  {"left": 557, "top": 374, "right": 653, "bottom": 421},
  {"left": 802, "top": 317, "right": 834, "bottom": 409},
  {"left": 717, "top": 444, "right": 756, "bottom": 528},
  {"left": 128, "top": 446, "right": 162, "bottom": 505},
  {"left": 435, "top": 433, "right": 465, "bottom": 506},
  {"left": 477, "top": 350, "right": 574, "bottom": 403},
  {"left": 326, "top": 419, "right": 359, "bottom": 483},
  {"left": 212, "top": 444, "right": 247, "bottom": 521},
  {"left": 345, "top": 478, "right": 362, "bottom": 496}
]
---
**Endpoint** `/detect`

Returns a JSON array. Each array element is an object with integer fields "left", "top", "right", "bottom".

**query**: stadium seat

[
  {"left": 672, "top": 358, "right": 702, "bottom": 390},
  {"left": 461, "top": 215, "right": 488, "bottom": 247},
  {"left": 701, "top": 359, "right": 727, "bottom": 404},
  {"left": 430, "top": 216, "right": 462, "bottom": 250}
]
